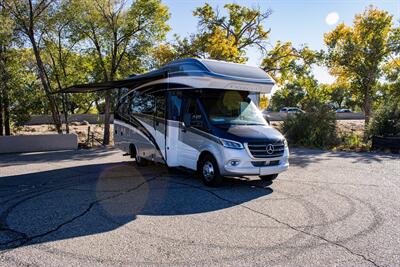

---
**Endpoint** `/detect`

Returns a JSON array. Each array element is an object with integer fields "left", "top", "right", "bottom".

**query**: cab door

[{"left": 178, "top": 96, "right": 209, "bottom": 170}]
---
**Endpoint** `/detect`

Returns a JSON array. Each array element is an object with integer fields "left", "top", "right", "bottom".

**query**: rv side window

[
  {"left": 187, "top": 98, "right": 207, "bottom": 131},
  {"left": 118, "top": 95, "right": 130, "bottom": 116},
  {"left": 155, "top": 93, "right": 166, "bottom": 119},
  {"left": 130, "top": 91, "right": 155, "bottom": 116}
]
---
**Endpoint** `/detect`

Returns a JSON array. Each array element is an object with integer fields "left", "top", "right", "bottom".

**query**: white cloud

[{"left": 325, "top": 12, "right": 339, "bottom": 26}]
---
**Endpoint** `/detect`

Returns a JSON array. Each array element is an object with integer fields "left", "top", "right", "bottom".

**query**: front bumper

[{"left": 218, "top": 145, "right": 289, "bottom": 176}]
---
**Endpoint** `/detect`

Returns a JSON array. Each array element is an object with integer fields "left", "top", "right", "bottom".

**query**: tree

[
  {"left": 381, "top": 57, "right": 400, "bottom": 100},
  {"left": 261, "top": 41, "right": 318, "bottom": 86},
  {"left": 0, "top": 3, "right": 14, "bottom": 135},
  {"left": 8, "top": 49, "right": 47, "bottom": 124},
  {"left": 319, "top": 80, "right": 357, "bottom": 110},
  {"left": 2, "top": 0, "right": 63, "bottom": 133},
  {"left": 152, "top": 3, "right": 271, "bottom": 66},
  {"left": 262, "top": 41, "right": 322, "bottom": 110},
  {"left": 324, "top": 6, "right": 399, "bottom": 124},
  {"left": 269, "top": 83, "right": 305, "bottom": 111},
  {"left": 70, "top": 0, "right": 169, "bottom": 145}
]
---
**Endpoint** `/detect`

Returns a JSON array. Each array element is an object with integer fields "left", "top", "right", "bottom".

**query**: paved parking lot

[{"left": 0, "top": 148, "right": 399, "bottom": 266}]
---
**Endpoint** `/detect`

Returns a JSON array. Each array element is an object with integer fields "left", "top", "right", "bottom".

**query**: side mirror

[
  {"left": 183, "top": 113, "right": 192, "bottom": 127},
  {"left": 265, "top": 115, "right": 271, "bottom": 125}
]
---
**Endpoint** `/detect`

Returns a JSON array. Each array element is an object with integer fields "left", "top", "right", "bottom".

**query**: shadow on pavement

[
  {"left": 0, "top": 148, "right": 117, "bottom": 168},
  {"left": 290, "top": 147, "right": 400, "bottom": 168},
  {"left": 0, "top": 161, "right": 272, "bottom": 250}
]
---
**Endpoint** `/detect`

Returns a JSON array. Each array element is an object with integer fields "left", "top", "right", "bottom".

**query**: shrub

[
  {"left": 337, "top": 131, "right": 370, "bottom": 151},
  {"left": 367, "top": 99, "right": 400, "bottom": 138},
  {"left": 282, "top": 104, "right": 338, "bottom": 148}
]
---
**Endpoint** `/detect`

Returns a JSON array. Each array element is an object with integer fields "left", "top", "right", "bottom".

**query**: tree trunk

[
  {"left": 0, "top": 90, "right": 3, "bottom": 136},
  {"left": 103, "top": 90, "right": 111, "bottom": 145},
  {"left": 364, "top": 94, "right": 372, "bottom": 125},
  {"left": 363, "top": 91, "right": 372, "bottom": 129},
  {"left": 3, "top": 85, "right": 10, "bottom": 135},
  {"left": 62, "top": 93, "right": 69, "bottom": 134},
  {"left": 0, "top": 45, "right": 10, "bottom": 135},
  {"left": 29, "top": 35, "right": 62, "bottom": 134}
]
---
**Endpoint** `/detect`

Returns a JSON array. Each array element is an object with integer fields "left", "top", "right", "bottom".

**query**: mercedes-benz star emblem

[{"left": 266, "top": 144, "right": 274, "bottom": 154}]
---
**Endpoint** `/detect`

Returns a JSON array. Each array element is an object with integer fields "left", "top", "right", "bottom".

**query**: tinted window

[
  {"left": 118, "top": 95, "right": 130, "bottom": 116},
  {"left": 168, "top": 93, "right": 182, "bottom": 121},
  {"left": 130, "top": 91, "right": 155, "bottom": 115},
  {"left": 155, "top": 93, "right": 166, "bottom": 119},
  {"left": 187, "top": 98, "right": 207, "bottom": 130}
]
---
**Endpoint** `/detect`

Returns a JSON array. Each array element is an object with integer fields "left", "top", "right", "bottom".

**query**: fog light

[{"left": 229, "top": 160, "right": 240, "bottom": 166}]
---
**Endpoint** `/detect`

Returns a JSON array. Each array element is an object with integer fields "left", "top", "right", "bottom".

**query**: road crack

[
  {"left": 0, "top": 173, "right": 165, "bottom": 250},
  {"left": 170, "top": 180, "right": 381, "bottom": 267}
]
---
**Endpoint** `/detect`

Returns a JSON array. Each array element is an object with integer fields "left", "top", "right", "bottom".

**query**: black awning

[{"left": 56, "top": 69, "right": 167, "bottom": 94}]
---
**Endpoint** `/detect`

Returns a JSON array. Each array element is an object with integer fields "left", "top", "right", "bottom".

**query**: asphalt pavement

[{"left": 0, "top": 148, "right": 399, "bottom": 266}]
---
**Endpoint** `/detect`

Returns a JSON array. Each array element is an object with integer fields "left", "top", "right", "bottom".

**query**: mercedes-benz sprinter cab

[
  {"left": 178, "top": 89, "right": 289, "bottom": 185},
  {"left": 61, "top": 58, "right": 289, "bottom": 186}
]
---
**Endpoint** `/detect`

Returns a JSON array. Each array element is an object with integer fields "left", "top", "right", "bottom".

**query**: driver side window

[{"left": 187, "top": 98, "right": 207, "bottom": 131}]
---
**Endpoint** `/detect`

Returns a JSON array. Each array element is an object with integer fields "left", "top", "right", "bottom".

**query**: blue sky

[{"left": 162, "top": 0, "right": 400, "bottom": 84}]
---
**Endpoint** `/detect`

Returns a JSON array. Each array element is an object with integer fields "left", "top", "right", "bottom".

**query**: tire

[
  {"left": 130, "top": 144, "right": 147, "bottom": 167},
  {"left": 259, "top": 174, "right": 278, "bottom": 181},
  {"left": 198, "top": 154, "right": 224, "bottom": 187}
]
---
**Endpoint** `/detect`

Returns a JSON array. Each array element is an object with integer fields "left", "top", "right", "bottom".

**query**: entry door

[
  {"left": 154, "top": 93, "right": 166, "bottom": 162},
  {"left": 165, "top": 92, "right": 182, "bottom": 167}
]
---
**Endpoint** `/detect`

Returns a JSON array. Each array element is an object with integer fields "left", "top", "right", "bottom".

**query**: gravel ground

[{"left": 0, "top": 148, "right": 399, "bottom": 266}]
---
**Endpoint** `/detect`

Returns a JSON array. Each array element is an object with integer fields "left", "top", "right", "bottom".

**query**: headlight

[{"left": 220, "top": 138, "right": 244, "bottom": 149}]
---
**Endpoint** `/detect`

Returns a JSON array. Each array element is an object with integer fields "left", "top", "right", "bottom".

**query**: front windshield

[{"left": 200, "top": 90, "right": 267, "bottom": 126}]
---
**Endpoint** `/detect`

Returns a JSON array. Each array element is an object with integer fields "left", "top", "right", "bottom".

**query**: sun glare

[{"left": 325, "top": 12, "right": 339, "bottom": 25}]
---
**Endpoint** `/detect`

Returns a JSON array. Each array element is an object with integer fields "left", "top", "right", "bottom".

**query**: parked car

[
  {"left": 336, "top": 108, "right": 352, "bottom": 113},
  {"left": 279, "top": 107, "right": 305, "bottom": 114}
]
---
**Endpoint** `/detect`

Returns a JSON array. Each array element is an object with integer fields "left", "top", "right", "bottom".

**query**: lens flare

[{"left": 326, "top": 12, "right": 339, "bottom": 25}]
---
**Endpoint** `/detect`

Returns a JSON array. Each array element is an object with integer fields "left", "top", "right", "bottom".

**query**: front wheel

[
  {"left": 259, "top": 174, "right": 278, "bottom": 181},
  {"left": 130, "top": 144, "right": 147, "bottom": 167},
  {"left": 199, "top": 155, "right": 224, "bottom": 187}
]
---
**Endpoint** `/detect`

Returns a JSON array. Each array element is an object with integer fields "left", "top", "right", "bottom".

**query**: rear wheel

[
  {"left": 130, "top": 144, "right": 147, "bottom": 166},
  {"left": 259, "top": 174, "right": 278, "bottom": 181},
  {"left": 198, "top": 154, "right": 224, "bottom": 187}
]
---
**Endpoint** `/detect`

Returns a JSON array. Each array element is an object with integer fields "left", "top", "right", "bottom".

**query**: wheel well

[
  {"left": 129, "top": 144, "right": 137, "bottom": 158},
  {"left": 197, "top": 151, "right": 214, "bottom": 171}
]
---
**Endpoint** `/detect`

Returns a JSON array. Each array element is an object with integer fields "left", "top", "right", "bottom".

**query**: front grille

[
  {"left": 247, "top": 141, "right": 284, "bottom": 158},
  {"left": 251, "top": 160, "right": 280, "bottom": 167}
]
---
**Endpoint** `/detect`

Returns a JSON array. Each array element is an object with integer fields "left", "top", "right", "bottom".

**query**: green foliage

[
  {"left": 261, "top": 41, "right": 319, "bottom": 86},
  {"left": 152, "top": 3, "right": 271, "bottom": 66},
  {"left": 261, "top": 41, "right": 327, "bottom": 111},
  {"left": 269, "top": 84, "right": 305, "bottom": 111},
  {"left": 337, "top": 131, "right": 369, "bottom": 151},
  {"left": 69, "top": 0, "right": 170, "bottom": 81},
  {"left": 367, "top": 99, "right": 400, "bottom": 138},
  {"left": 324, "top": 6, "right": 399, "bottom": 123},
  {"left": 282, "top": 105, "right": 338, "bottom": 148}
]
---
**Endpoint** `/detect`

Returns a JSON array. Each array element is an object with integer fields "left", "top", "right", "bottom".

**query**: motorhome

[{"left": 63, "top": 58, "right": 289, "bottom": 186}]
